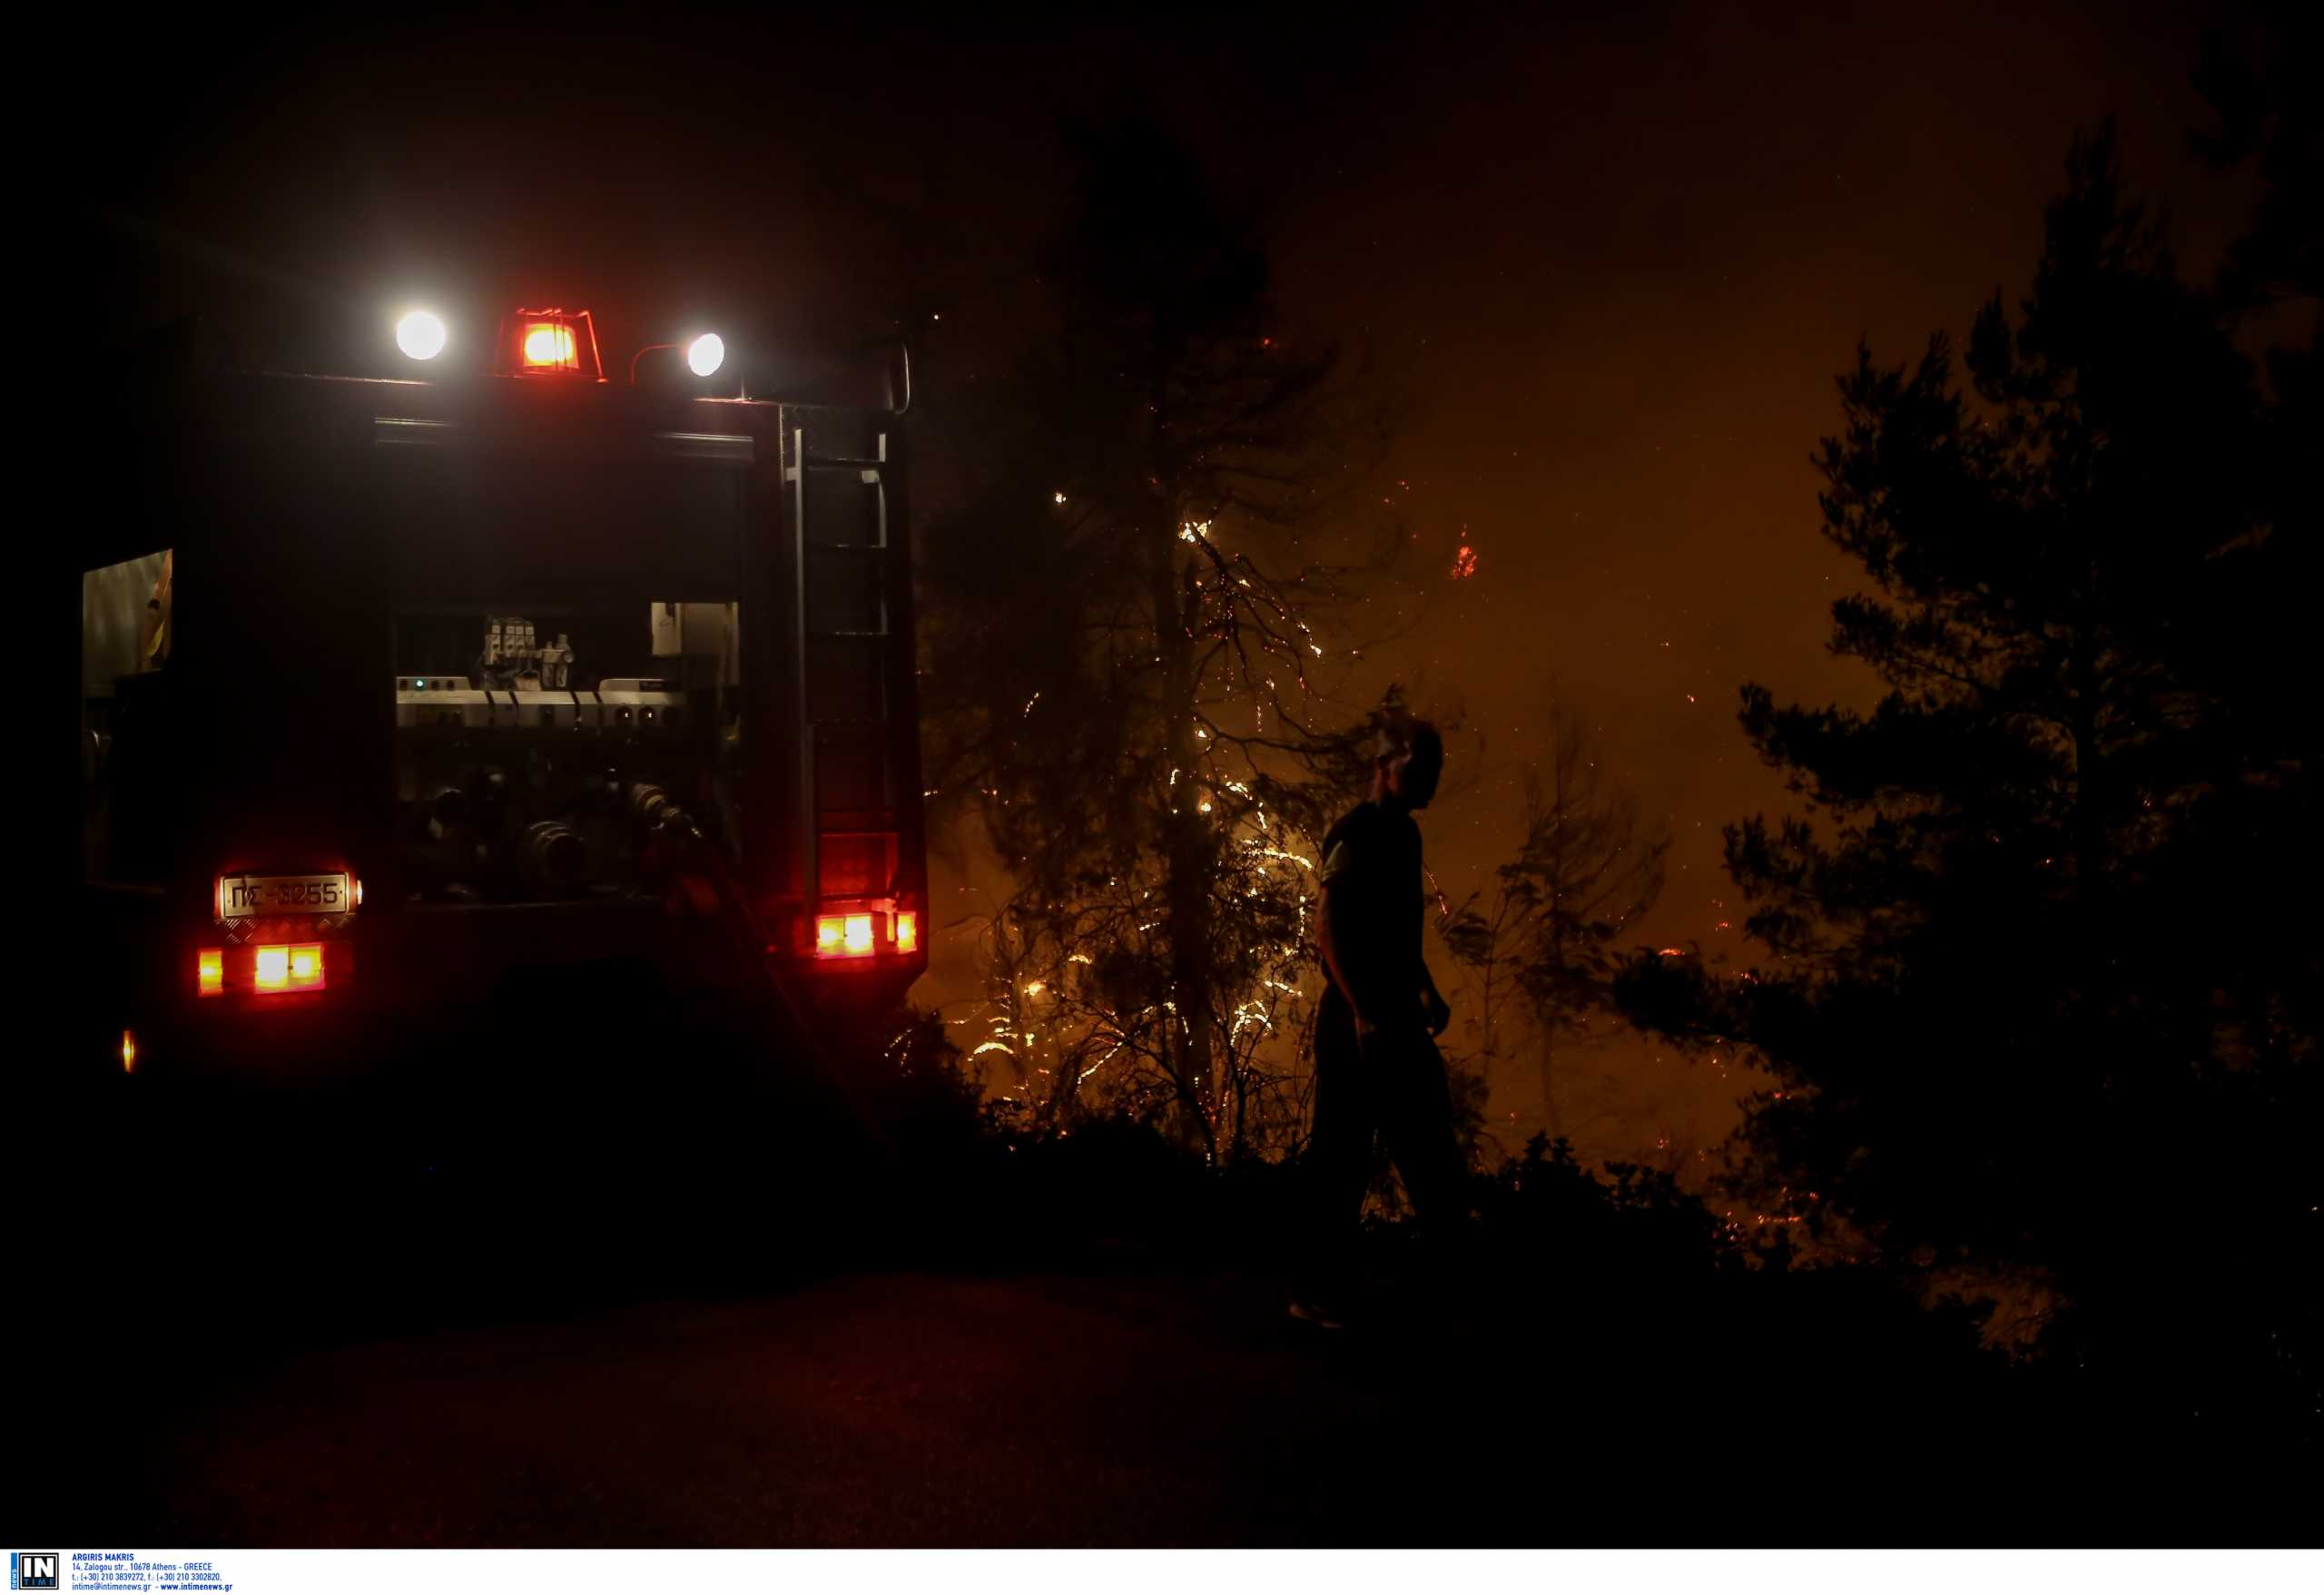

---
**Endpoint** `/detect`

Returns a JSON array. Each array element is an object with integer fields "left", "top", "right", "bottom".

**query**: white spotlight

[
  {"left": 686, "top": 333, "right": 725, "bottom": 377},
  {"left": 396, "top": 310, "right": 448, "bottom": 360}
]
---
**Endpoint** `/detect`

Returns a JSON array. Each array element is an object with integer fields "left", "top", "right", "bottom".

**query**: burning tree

[{"left": 917, "top": 125, "right": 1413, "bottom": 1159}]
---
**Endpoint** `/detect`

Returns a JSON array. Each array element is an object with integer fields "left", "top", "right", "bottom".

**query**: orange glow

[
  {"left": 353, "top": 878, "right": 364, "bottom": 908},
  {"left": 198, "top": 949, "right": 224, "bottom": 997},
  {"left": 253, "top": 945, "right": 291, "bottom": 990},
  {"left": 895, "top": 911, "right": 919, "bottom": 954},
  {"left": 816, "top": 914, "right": 846, "bottom": 953},
  {"left": 121, "top": 1029, "right": 136, "bottom": 1073},
  {"left": 523, "top": 322, "right": 577, "bottom": 367}
]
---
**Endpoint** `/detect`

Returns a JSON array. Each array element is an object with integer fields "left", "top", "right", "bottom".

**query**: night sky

[{"left": 72, "top": 2, "right": 2281, "bottom": 1163}]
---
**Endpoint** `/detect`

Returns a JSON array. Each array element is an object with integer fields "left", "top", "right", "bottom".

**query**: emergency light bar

[{"left": 392, "top": 303, "right": 733, "bottom": 388}]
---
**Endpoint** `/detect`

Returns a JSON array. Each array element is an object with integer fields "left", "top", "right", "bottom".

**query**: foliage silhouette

[
  {"left": 915, "top": 123, "right": 1423, "bottom": 1162},
  {"left": 1443, "top": 695, "right": 1668, "bottom": 1146},
  {"left": 1616, "top": 126, "right": 2320, "bottom": 1430}
]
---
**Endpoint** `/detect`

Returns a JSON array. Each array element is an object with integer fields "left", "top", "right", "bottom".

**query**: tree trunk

[
  {"left": 1542, "top": 695, "right": 1570, "bottom": 1145},
  {"left": 1537, "top": 1019, "right": 1561, "bottom": 1144},
  {"left": 1149, "top": 511, "right": 1217, "bottom": 1157}
]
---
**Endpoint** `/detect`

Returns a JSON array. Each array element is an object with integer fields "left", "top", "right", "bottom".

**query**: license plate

[{"left": 220, "top": 872, "right": 350, "bottom": 919}]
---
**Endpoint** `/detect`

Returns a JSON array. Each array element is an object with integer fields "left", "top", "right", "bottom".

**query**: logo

[{"left": 11, "top": 1554, "right": 59, "bottom": 1591}]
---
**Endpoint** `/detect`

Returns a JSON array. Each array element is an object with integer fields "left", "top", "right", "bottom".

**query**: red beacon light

[
  {"left": 497, "top": 307, "right": 605, "bottom": 380},
  {"left": 525, "top": 322, "right": 576, "bottom": 367}
]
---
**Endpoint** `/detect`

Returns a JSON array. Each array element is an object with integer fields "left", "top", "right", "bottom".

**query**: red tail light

[
  {"left": 252, "top": 943, "right": 327, "bottom": 993},
  {"left": 289, "top": 943, "right": 325, "bottom": 989},
  {"left": 814, "top": 912, "right": 876, "bottom": 958},
  {"left": 895, "top": 911, "right": 919, "bottom": 954},
  {"left": 197, "top": 949, "right": 224, "bottom": 997}
]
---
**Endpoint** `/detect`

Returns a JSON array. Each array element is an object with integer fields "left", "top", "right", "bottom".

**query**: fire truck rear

[{"left": 77, "top": 304, "right": 929, "bottom": 1087}]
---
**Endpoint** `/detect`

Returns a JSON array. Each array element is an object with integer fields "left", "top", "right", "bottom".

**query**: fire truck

[{"left": 76, "top": 305, "right": 930, "bottom": 1089}]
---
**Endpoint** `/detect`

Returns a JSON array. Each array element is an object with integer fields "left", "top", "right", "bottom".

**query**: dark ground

[
  {"left": 33, "top": 1258, "right": 2311, "bottom": 1545},
  {"left": 17, "top": 1050, "right": 2313, "bottom": 1547}
]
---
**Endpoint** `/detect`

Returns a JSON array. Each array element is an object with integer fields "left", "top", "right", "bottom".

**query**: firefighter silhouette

[{"left": 1292, "top": 716, "right": 1470, "bottom": 1329}]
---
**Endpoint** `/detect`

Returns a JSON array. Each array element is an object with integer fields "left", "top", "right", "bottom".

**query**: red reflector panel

[
  {"left": 198, "top": 950, "right": 224, "bottom": 997},
  {"left": 818, "top": 832, "right": 896, "bottom": 898}
]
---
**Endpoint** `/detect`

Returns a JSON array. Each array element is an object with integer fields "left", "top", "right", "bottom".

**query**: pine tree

[{"left": 1619, "top": 128, "right": 2319, "bottom": 1414}]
